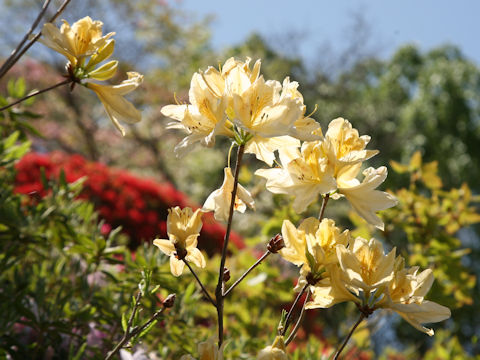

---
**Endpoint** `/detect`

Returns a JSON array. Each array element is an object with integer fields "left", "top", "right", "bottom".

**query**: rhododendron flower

[
  {"left": 39, "top": 16, "right": 114, "bottom": 67},
  {"left": 202, "top": 167, "right": 255, "bottom": 222},
  {"left": 153, "top": 207, "right": 205, "bottom": 277},
  {"left": 162, "top": 57, "right": 321, "bottom": 164},
  {"left": 38, "top": 17, "right": 143, "bottom": 136},
  {"left": 279, "top": 218, "right": 350, "bottom": 271},
  {"left": 179, "top": 337, "right": 224, "bottom": 360},
  {"left": 321, "top": 117, "right": 378, "bottom": 177},
  {"left": 257, "top": 336, "right": 288, "bottom": 360},
  {"left": 376, "top": 257, "right": 451, "bottom": 335},
  {"left": 336, "top": 237, "right": 396, "bottom": 294},
  {"left": 162, "top": 66, "right": 232, "bottom": 157},
  {"left": 337, "top": 166, "right": 398, "bottom": 230},
  {"left": 87, "top": 72, "right": 143, "bottom": 136},
  {"left": 256, "top": 118, "right": 396, "bottom": 227},
  {"left": 255, "top": 142, "right": 336, "bottom": 213}
]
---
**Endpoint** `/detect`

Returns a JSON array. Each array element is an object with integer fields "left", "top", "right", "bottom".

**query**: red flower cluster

[{"left": 14, "top": 152, "right": 245, "bottom": 255}]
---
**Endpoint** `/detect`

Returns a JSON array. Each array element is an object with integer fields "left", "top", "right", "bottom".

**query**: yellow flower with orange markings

[
  {"left": 153, "top": 207, "right": 205, "bottom": 277},
  {"left": 202, "top": 167, "right": 255, "bottom": 222},
  {"left": 376, "top": 257, "right": 451, "bottom": 336},
  {"left": 39, "top": 16, "right": 114, "bottom": 67},
  {"left": 37, "top": 16, "right": 143, "bottom": 135},
  {"left": 87, "top": 72, "right": 143, "bottom": 136},
  {"left": 162, "top": 57, "right": 321, "bottom": 164}
]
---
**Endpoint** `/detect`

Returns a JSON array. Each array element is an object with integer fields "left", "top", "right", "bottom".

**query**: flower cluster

[
  {"left": 161, "top": 58, "right": 451, "bottom": 357},
  {"left": 162, "top": 57, "right": 318, "bottom": 163},
  {"left": 14, "top": 151, "right": 245, "bottom": 254},
  {"left": 278, "top": 217, "right": 451, "bottom": 336},
  {"left": 256, "top": 117, "right": 397, "bottom": 230},
  {"left": 38, "top": 16, "right": 143, "bottom": 135}
]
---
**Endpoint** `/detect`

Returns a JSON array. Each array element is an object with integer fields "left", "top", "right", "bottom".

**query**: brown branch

[
  {"left": 318, "top": 193, "right": 330, "bottom": 221},
  {"left": 183, "top": 259, "right": 216, "bottom": 307},
  {"left": 333, "top": 313, "right": 366, "bottom": 360},
  {"left": 0, "top": 79, "right": 71, "bottom": 111},
  {"left": 281, "top": 284, "right": 308, "bottom": 336},
  {"left": 223, "top": 251, "right": 271, "bottom": 297},
  {"left": 215, "top": 144, "right": 245, "bottom": 346},
  {"left": 0, "top": 0, "right": 72, "bottom": 79},
  {"left": 285, "top": 290, "right": 310, "bottom": 346}
]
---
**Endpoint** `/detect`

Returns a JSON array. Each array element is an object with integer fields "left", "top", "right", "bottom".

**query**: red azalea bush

[{"left": 14, "top": 151, "right": 244, "bottom": 255}]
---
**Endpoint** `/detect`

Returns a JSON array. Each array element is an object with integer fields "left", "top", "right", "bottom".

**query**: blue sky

[{"left": 181, "top": 0, "right": 479, "bottom": 65}]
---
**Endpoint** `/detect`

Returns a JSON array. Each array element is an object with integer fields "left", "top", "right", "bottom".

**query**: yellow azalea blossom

[
  {"left": 153, "top": 207, "right": 205, "bottom": 277},
  {"left": 337, "top": 166, "right": 398, "bottom": 230},
  {"left": 229, "top": 72, "right": 304, "bottom": 165},
  {"left": 162, "top": 65, "right": 232, "bottom": 157},
  {"left": 202, "top": 167, "right": 255, "bottom": 222},
  {"left": 306, "top": 264, "right": 359, "bottom": 309},
  {"left": 255, "top": 142, "right": 336, "bottom": 213},
  {"left": 336, "top": 237, "right": 396, "bottom": 295},
  {"left": 38, "top": 17, "right": 143, "bottom": 136},
  {"left": 87, "top": 72, "right": 143, "bottom": 136},
  {"left": 258, "top": 336, "right": 288, "bottom": 360},
  {"left": 280, "top": 218, "right": 350, "bottom": 269},
  {"left": 180, "top": 337, "right": 225, "bottom": 360},
  {"left": 376, "top": 257, "right": 451, "bottom": 335},
  {"left": 321, "top": 117, "right": 378, "bottom": 177},
  {"left": 39, "top": 16, "right": 114, "bottom": 67}
]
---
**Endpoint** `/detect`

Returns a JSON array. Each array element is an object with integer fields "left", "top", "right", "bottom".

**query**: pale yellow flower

[
  {"left": 229, "top": 74, "right": 304, "bottom": 165},
  {"left": 153, "top": 207, "right": 205, "bottom": 277},
  {"left": 280, "top": 218, "right": 349, "bottom": 270},
  {"left": 336, "top": 166, "right": 398, "bottom": 230},
  {"left": 321, "top": 118, "right": 378, "bottom": 177},
  {"left": 376, "top": 257, "right": 451, "bottom": 335},
  {"left": 306, "top": 264, "right": 359, "bottom": 309},
  {"left": 39, "top": 16, "right": 114, "bottom": 67},
  {"left": 180, "top": 337, "right": 225, "bottom": 360},
  {"left": 162, "top": 65, "right": 232, "bottom": 156},
  {"left": 87, "top": 72, "right": 143, "bottom": 136},
  {"left": 258, "top": 336, "right": 288, "bottom": 360},
  {"left": 255, "top": 141, "right": 336, "bottom": 213},
  {"left": 38, "top": 17, "right": 143, "bottom": 136},
  {"left": 202, "top": 167, "right": 255, "bottom": 222},
  {"left": 336, "top": 237, "right": 396, "bottom": 295}
]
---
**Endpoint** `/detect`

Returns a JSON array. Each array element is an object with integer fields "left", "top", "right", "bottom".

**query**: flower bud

[
  {"left": 162, "top": 293, "right": 176, "bottom": 308},
  {"left": 267, "top": 234, "right": 285, "bottom": 253},
  {"left": 223, "top": 267, "right": 231, "bottom": 282}
]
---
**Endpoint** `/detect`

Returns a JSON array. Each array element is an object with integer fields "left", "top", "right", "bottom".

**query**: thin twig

[
  {"left": 0, "top": 0, "right": 52, "bottom": 78},
  {"left": 0, "top": 0, "right": 72, "bottom": 79},
  {"left": 333, "top": 313, "right": 366, "bottom": 360},
  {"left": 281, "top": 284, "right": 308, "bottom": 336},
  {"left": 223, "top": 251, "right": 271, "bottom": 297},
  {"left": 318, "top": 193, "right": 330, "bottom": 221},
  {"left": 0, "top": 79, "right": 71, "bottom": 112},
  {"left": 183, "top": 259, "right": 216, "bottom": 307},
  {"left": 285, "top": 291, "right": 310, "bottom": 346},
  {"left": 215, "top": 144, "right": 245, "bottom": 346},
  {"left": 105, "top": 291, "right": 143, "bottom": 360}
]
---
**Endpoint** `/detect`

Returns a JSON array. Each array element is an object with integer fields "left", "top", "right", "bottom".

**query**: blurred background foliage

[{"left": 0, "top": 0, "right": 479, "bottom": 359}]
